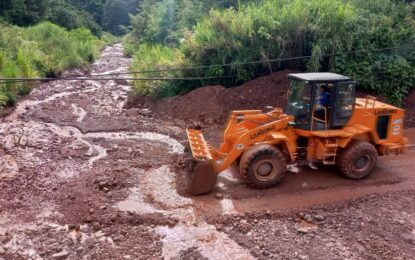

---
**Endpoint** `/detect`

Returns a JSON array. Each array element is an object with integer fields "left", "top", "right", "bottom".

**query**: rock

[
  {"left": 303, "top": 214, "right": 313, "bottom": 223},
  {"left": 262, "top": 250, "right": 270, "bottom": 256},
  {"left": 214, "top": 193, "right": 224, "bottom": 200},
  {"left": 68, "top": 224, "right": 80, "bottom": 231},
  {"left": 52, "top": 250, "right": 69, "bottom": 260},
  {"left": 0, "top": 246, "right": 5, "bottom": 254},
  {"left": 100, "top": 206, "right": 107, "bottom": 210},
  {"left": 397, "top": 219, "right": 405, "bottom": 225},
  {"left": 296, "top": 227, "right": 309, "bottom": 234},
  {"left": 314, "top": 215, "right": 325, "bottom": 221},
  {"left": 94, "top": 231, "right": 105, "bottom": 239},
  {"left": 140, "top": 109, "right": 152, "bottom": 116}
]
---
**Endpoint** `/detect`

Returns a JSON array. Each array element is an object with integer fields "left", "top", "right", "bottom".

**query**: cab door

[{"left": 331, "top": 81, "right": 356, "bottom": 128}]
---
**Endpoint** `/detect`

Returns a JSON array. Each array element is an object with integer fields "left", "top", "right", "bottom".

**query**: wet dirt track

[{"left": 0, "top": 44, "right": 414, "bottom": 259}]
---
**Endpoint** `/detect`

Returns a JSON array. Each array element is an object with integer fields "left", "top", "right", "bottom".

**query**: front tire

[
  {"left": 239, "top": 144, "right": 286, "bottom": 189},
  {"left": 337, "top": 141, "right": 378, "bottom": 180}
]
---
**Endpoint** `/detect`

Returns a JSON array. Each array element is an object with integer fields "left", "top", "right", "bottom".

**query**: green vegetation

[
  {"left": 0, "top": 0, "right": 127, "bottom": 109},
  {"left": 130, "top": 44, "right": 185, "bottom": 96},
  {"left": 0, "top": 0, "right": 140, "bottom": 36},
  {"left": 127, "top": 0, "right": 415, "bottom": 105},
  {"left": 0, "top": 22, "right": 101, "bottom": 107}
]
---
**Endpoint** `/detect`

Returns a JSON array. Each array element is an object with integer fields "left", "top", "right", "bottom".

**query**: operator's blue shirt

[{"left": 319, "top": 92, "right": 330, "bottom": 106}]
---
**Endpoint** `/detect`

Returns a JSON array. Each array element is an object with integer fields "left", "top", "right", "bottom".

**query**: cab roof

[{"left": 288, "top": 73, "right": 351, "bottom": 82}]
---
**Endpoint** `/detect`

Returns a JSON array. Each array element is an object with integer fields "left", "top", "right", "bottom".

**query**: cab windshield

[{"left": 286, "top": 79, "right": 312, "bottom": 125}]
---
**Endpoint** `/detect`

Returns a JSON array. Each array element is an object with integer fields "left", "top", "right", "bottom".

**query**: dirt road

[{"left": 0, "top": 44, "right": 414, "bottom": 259}]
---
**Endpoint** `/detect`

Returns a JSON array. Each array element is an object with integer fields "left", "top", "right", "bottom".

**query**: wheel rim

[
  {"left": 352, "top": 155, "right": 370, "bottom": 173},
  {"left": 258, "top": 162, "right": 273, "bottom": 176},
  {"left": 253, "top": 159, "right": 278, "bottom": 181}
]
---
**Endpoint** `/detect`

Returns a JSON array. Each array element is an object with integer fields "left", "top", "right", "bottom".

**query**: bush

[
  {"left": 127, "top": 0, "right": 415, "bottom": 105},
  {"left": 101, "top": 32, "right": 119, "bottom": 46},
  {"left": 130, "top": 44, "right": 185, "bottom": 96},
  {"left": 0, "top": 22, "right": 101, "bottom": 108}
]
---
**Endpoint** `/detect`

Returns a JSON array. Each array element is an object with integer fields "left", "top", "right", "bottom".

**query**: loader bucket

[
  {"left": 186, "top": 129, "right": 218, "bottom": 195},
  {"left": 188, "top": 160, "right": 218, "bottom": 196}
]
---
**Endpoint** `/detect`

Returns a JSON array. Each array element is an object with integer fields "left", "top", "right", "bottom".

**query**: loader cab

[{"left": 286, "top": 73, "right": 356, "bottom": 131}]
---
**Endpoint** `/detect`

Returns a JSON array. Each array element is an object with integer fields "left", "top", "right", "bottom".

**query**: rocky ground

[{"left": 0, "top": 44, "right": 414, "bottom": 259}]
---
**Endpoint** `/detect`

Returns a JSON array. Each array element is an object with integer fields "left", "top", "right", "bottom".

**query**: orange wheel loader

[{"left": 186, "top": 73, "right": 408, "bottom": 195}]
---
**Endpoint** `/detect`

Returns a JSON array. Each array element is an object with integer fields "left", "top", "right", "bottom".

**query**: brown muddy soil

[
  {"left": 126, "top": 71, "right": 415, "bottom": 128},
  {"left": 211, "top": 191, "right": 415, "bottom": 259},
  {"left": 0, "top": 44, "right": 415, "bottom": 259},
  {"left": 125, "top": 70, "right": 293, "bottom": 125}
]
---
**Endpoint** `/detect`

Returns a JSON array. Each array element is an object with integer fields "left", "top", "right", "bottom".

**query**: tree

[
  {"left": 68, "top": 0, "right": 106, "bottom": 26},
  {"left": 48, "top": 0, "right": 102, "bottom": 35},
  {"left": 1, "top": 0, "right": 48, "bottom": 26},
  {"left": 103, "top": 0, "right": 133, "bottom": 35},
  {"left": 129, "top": 0, "right": 158, "bottom": 41}
]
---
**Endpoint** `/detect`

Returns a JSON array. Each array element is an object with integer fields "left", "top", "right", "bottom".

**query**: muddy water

[
  {"left": 2, "top": 43, "right": 414, "bottom": 259},
  {"left": 116, "top": 165, "right": 253, "bottom": 259},
  {"left": 0, "top": 43, "right": 253, "bottom": 259}
]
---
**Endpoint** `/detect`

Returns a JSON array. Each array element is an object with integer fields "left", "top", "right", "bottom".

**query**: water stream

[{"left": 0, "top": 44, "right": 251, "bottom": 259}]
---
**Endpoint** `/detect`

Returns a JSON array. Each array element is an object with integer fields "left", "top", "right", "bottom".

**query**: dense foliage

[
  {"left": 0, "top": 0, "right": 140, "bottom": 36},
  {"left": 0, "top": 22, "right": 102, "bottom": 107},
  {"left": 127, "top": 0, "right": 415, "bottom": 105}
]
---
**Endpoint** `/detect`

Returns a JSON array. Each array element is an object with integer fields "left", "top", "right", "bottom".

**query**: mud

[
  {"left": 125, "top": 71, "right": 293, "bottom": 125},
  {"left": 1, "top": 44, "right": 415, "bottom": 259}
]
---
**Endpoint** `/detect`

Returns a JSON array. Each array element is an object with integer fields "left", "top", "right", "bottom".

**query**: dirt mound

[
  {"left": 125, "top": 70, "right": 415, "bottom": 128},
  {"left": 126, "top": 70, "right": 294, "bottom": 124}
]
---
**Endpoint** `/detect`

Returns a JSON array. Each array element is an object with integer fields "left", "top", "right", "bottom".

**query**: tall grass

[
  {"left": 130, "top": 44, "right": 185, "bottom": 96},
  {"left": 0, "top": 22, "right": 102, "bottom": 109},
  {"left": 129, "top": 0, "right": 415, "bottom": 104}
]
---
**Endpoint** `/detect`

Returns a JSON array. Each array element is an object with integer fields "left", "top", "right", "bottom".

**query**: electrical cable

[
  {"left": 89, "top": 45, "right": 404, "bottom": 77},
  {"left": 0, "top": 44, "right": 409, "bottom": 83},
  {"left": 0, "top": 75, "right": 235, "bottom": 83}
]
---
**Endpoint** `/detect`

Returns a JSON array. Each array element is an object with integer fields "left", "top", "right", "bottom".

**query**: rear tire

[
  {"left": 239, "top": 144, "right": 286, "bottom": 189},
  {"left": 337, "top": 141, "right": 378, "bottom": 180}
]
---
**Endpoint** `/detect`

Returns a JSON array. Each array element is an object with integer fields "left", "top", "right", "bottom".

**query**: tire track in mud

[{"left": 0, "top": 44, "right": 254, "bottom": 259}]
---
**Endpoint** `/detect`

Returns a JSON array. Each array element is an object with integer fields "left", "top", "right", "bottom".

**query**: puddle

[
  {"left": 220, "top": 169, "right": 240, "bottom": 183},
  {"left": 156, "top": 223, "right": 254, "bottom": 260},
  {"left": 116, "top": 166, "right": 250, "bottom": 259},
  {"left": 140, "top": 166, "right": 192, "bottom": 208},
  {"left": 84, "top": 142, "right": 107, "bottom": 167},
  {"left": 71, "top": 104, "right": 87, "bottom": 122},
  {"left": 220, "top": 198, "right": 237, "bottom": 215},
  {"left": 116, "top": 187, "right": 160, "bottom": 214}
]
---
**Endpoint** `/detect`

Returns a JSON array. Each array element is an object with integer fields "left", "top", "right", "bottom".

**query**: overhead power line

[
  {"left": 0, "top": 44, "right": 410, "bottom": 83},
  {"left": 0, "top": 75, "right": 234, "bottom": 83},
  {"left": 90, "top": 45, "right": 404, "bottom": 77}
]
